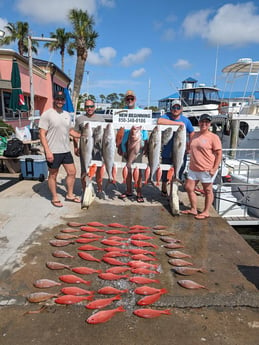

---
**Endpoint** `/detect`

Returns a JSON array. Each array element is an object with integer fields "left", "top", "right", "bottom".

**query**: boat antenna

[{"left": 213, "top": 43, "right": 219, "bottom": 87}]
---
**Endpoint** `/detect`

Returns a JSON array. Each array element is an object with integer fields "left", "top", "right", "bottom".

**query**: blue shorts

[{"left": 47, "top": 152, "right": 74, "bottom": 169}]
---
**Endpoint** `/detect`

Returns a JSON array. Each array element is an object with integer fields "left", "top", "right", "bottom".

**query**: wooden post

[{"left": 229, "top": 119, "right": 239, "bottom": 158}]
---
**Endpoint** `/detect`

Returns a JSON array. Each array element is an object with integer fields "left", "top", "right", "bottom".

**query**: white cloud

[
  {"left": 121, "top": 48, "right": 152, "bottom": 67},
  {"left": 173, "top": 59, "right": 191, "bottom": 70},
  {"left": 99, "top": 0, "right": 115, "bottom": 7},
  {"left": 16, "top": 0, "right": 97, "bottom": 24},
  {"left": 161, "top": 28, "right": 175, "bottom": 41},
  {"left": 182, "top": 3, "right": 259, "bottom": 46},
  {"left": 131, "top": 68, "right": 146, "bottom": 78},
  {"left": 0, "top": 17, "right": 8, "bottom": 30},
  {"left": 88, "top": 46, "right": 116, "bottom": 65}
]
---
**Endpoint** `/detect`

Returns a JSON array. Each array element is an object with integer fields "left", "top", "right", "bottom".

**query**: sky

[{"left": 1, "top": 0, "right": 259, "bottom": 107}]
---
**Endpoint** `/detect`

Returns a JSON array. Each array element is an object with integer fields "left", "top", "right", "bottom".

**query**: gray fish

[
  {"left": 173, "top": 267, "right": 205, "bottom": 276},
  {"left": 81, "top": 179, "right": 96, "bottom": 209},
  {"left": 168, "top": 258, "right": 193, "bottom": 266},
  {"left": 148, "top": 126, "right": 161, "bottom": 182},
  {"left": 27, "top": 292, "right": 59, "bottom": 303},
  {"left": 127, "top": 126, "right": 142, "bottom": 166},
  {"left": 102, "top": 123, "right": 116, "bottom": 182},
  {"left": 52, "top": 250, "right": 74, "bottom": 258},
  {"left": 160, "top": 236, "right": 181, "bottom": 243},
  {"left": 46, "top": 261, "right": 71, "bottom": 270},
  {"left": 161, "top": 127, "right": 174, "bottom": 146},
  {"left": 177, "top": 279, "right": 207, "bottom": 290},
  {"left": 80, "top": 122, "right": 93, "bottom": 176},
  {"left": 166, "top": 250, "right": 192, "bottom": 259},
  {"left": 93, "top": 125, "right": 103, "bottom": 157},
  {"left": 49, "top": 239, "right": 74, "bottom": 247},
  {"left": 172, "top": 124, "right": 186, "bottom": 180},
  {"left": 33, "top": 279, "right": 61, "bottom": 288},
  {"left": 55, "top": 233, "right": 78, "bottom": 240}
]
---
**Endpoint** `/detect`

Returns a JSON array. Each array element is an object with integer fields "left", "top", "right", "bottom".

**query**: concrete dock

[{"left": 0, "top": 163, "right": 258, "bottom": 345}]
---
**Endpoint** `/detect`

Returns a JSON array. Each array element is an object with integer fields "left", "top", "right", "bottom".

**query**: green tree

[
  {"left": 44, "top": 28, "right": 72, "bottom": 71},
  {"left": 99, "top": 94, "right": 106, "bottom": 103},
  {"left": 68, "top": 9, "right": 98, "bottom": 110},
  {"left": 0, "top": 21, "right": 38, "bottom": 56}
]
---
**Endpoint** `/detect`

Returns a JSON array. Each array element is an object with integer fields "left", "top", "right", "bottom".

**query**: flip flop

[
  {"left": 181, "top": 210, "right": 198, "bottom": 216},
  {"left": 118, "top": 193, "right": 133, "bottom": 200},
  {"left": 195, "top": 214, "right": 209, "bottom": 220},
  {"left": 136, "top": 195, "right": 144, "bottom": 203},
  {"left": 65, "top": 196, "right": 81, "bottom": 203},
  {"left": 51, "top": 200, "right": 63, "bottom": 208}
]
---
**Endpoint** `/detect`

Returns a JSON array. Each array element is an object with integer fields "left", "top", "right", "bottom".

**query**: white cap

[{"left": 171, "top": 99, "right": 182, "bottom": 107}]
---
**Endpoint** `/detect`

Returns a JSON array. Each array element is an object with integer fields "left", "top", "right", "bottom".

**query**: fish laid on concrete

[
  {"left": 106, "top": 266, "right": 131, "bottom": 274},
  {"left": 134, "top": 286, "right": 168, "bottom": 295},
  {"left": 152, "top": 225, "right": 167, "bottom": 230},
  {"left": 97, "top": 286, "right": 128, "bottom": 295},
  {"left": 129, "top": 225, "right": 151, "bottom": 230},
  {"left": 148, "top": 125, "right": 161, "bottom": 182},
  {"left": 55, "top": 233, "right": 78, "bottom": 240},
  {"left": 131, "top": 234, "right": 155, "bottom": 240},
  {"left": 133, "top": 308, "right": 171, "bottom": 318},
  {"left": 67, "top": 221, "right": 86, "bottom": 227},
  {"left": 166, "top": 250, "right": 192, "bottom": 259},
  {"left": 177, "top": 279, "right": 207, "bottom": 290},
  {"left": 106, "top": 229, "right": 126, "bottom": 234},
  {"left": 102, "top": 257, "right": 126, "bottom": 266},
  {"left": 164, "top": 242, "right": 184, "bottom": 249},
  {"left": 101, "top": 239, "right": 127, "bottom": 246},
  {"left": 81, "top": 226, "right": 106, "bottom": 232},
  {"left": 61, "top": 286, "right": 94, "bottom": 296},
  {"left": 104, "top": 247, "right": 129, "bottom": 253},
  {"left": 77, "top": 244, "right": 104, "bottom": 251},
  {"left": 80, "top": 232, "right": 104, "bottom": 238},
  {"left": 61, "top": 228, "right": 81, "bottom": 233},
  {"left": 137, "top": 291, "right": 166, "bottom": 306},
  {"left": 159, "top": 236, "right": 181, "bottom": 243},
  {"left": 87, "top": 221, "right": 106, "bottom": 227},
  {"left": 46, "top": 261, "right": 71, "bottom": 270},
  {"left": 129, "top": 248, "right": 157, "bottom": 256},
  {"left": 131, "top": 254, "right": 157, "bottom": 262},
  {"left": 76, "top": 238, "right": 98, "bottom": 244},
  {"left": 49, "top": 239, "right": 74, "bottom": 247},
  {"left": 153, "top": 230, "right": 173, "bottom": 236},
  {"left": 33, "top": 279, "right": 61, "bottom": 289},
  {"left": 128, "top": 261, "right": 159, "bottom": 269},
  {"left": 173, "top": 267, "right": 205, "bottom": 276},
  {"left": 52, "top": 250, "right": 74, "bottom": 258},
  {"left": 103, "top": 251, "right": 129, "bottom": 258},
  {"left": 130, "top": 240, "right": 158, "bottom": 248},
  {"left": 71, "top": 267, "right": 102, "bottom": 275},
  {"left": 131, "top": 268, "right": 159, "bottom": 275},
  {"left": 85, "top": 295, "right": 121, "bottom": 309},
  {"left": 93, "top": 125, "right": 103, "bottom": 158},
  {"left": 108, "top": 223, "right": 128, "bottom": 228},
  {"left": 55, "top": 295, "right": 93, "bottom": 305},
  {"left": 59, "top": 274, "right": 91, "bottom": 285},
  {"left": 27, "top": 292, "right": 58, "bottom": 303},
  {"left": 129, "top": 276, "right": 160, "bottom": 284},
  {"left": 80, "top": 122, "right": 93, "bottom": 177},
  {"left": 102, "top": 123, "right": 116, "bottom": 182},
  {"left": 86, "top": 306, "right": 125, "bottom": 324},
  {"left": 98, "top": 272, "right": 129, "bottom": 280},
  {"left": 126, "top": 126, "right": 142, "bottom": 166},
  {"left": 78, "top": 252, "right": 101, "bottom": 262},
  {"left": 168, "top": 259, "right": 193, "bottom": 266}
]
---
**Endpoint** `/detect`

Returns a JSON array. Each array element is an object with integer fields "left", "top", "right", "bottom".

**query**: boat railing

[{"left": 238, "top": 159, "right": 259, "bottom": 181}]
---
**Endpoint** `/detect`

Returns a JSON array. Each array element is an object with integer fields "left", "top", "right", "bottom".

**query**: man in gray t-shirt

[{"left": 73, "top": 99, "right": 105, "bottom": 193}]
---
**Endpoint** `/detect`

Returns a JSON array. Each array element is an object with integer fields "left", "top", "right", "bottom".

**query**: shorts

[
  {"left": 47, "top": 152, "right": 74, "bottom": 169},
  {"left": 187, "top": 169, "right": 217, "bottom": 183}
]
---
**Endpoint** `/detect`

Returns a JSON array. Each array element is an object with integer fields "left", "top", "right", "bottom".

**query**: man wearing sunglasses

[
  {"left": 73, "top": 99, "right": 105, "bottom": 194},
  {"left": 157, "top": 99, "right": 194, "bottom": 196}
]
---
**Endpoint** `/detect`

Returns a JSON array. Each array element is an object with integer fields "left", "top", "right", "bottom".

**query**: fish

[
  {"left": 52, "top": 250, "right": 74, "bottom": 258},
  {"left": 103, "top": 252, "right": 129, "bottom": 258},
  {"left": 160, "top": 236, "right": 181, "bottom": 243},
  {"left": 93, "top": 125, "right": 103, "bottom": 157},
  {"left": 87, "top": 221, "right": 106, "bottom": 227},
  {"left": 108, "top": 235, "right": 126, "bottom": 241},
  {"left": 80, "top": 122, "right": 93, "bottom": 177},
  {"left": 171, "top": 124, "right": 186, "bottom": 180},
  {"left": 49, "top": 239, "right": 74, "bottom": 247},
  {"left": 96, "top": 164, "right": 105, "bottom": 192},
  {"left": 164, "top": 242, "right": 185, "bottom": 249},
  {"left": 173, "top": 267, "right": 206, "bottom": 276},
  {"left": 126, "top": 126, "right": 142, "bottom": 166},
  {"left": 86, "top": 306, "right": 125, "bottom": 324},
  {"left": 71, "top": 267, "right": 102, "bottom": 275},
  {"left": 161, "top": 126, "right": 174, "bottom": 146},
  {"left": 129, "top": 248, "right": 157, "bottom": 256},
  {"left": 77, "top": 244, "right": 104, "bottom": 251},
  {"left": 144, "top": 166, "right": 150, "bottom": 184},
  {"left": 55, "top": 295, "right": 93, "bottom": 305},
  {"left": 76, "top": 238, "right": 98, "bottom": 244},
  {"left": 116, "top": 127, "right": 125, "bottom": 147},
  {"left": 27, "top": 292, "right": 58, "bottom": 303},
  {"left": 134, "top": 286, "right": 168, "bottom": 295},
  {"left": 80, "top": 226, "right": 106, "bottom": 232},
  {"left": 33, "top": 279, "right": 61, "bottom": 289},
  {"left": 130, "top": 240, "right": 158, "bottom": 248},
  {"left": 131, "top": 268, "right": 159, "bottom": 275},
  {"left": 107, "top": 223, "right": 128, "bottom": 228},
  {"left": 168, "top": 259, "right": 193, "bottom": 267},
  {"left": 81, "top": 178, "right": 95, "bottom": 209},
  {"left": 61, "top": 228, "right": 81, "bottom": 233},
  {"left": 80, "top": 232, "right": 104, "bottom": 238},
  {"left": 133, "top": 166, "right": 139, "bottom": 188},
  {"left": 104, "top": 247, "right": 129, "bottom": 252},
  {"left": 101, "top": 239, "right": 127, "bottom": 247},
  {"left": 129, "top": 225, "right": 151, "bottom": 230},
  {"left": 152, "top": 225, "right": 167, "bottom": 230},
  {"left": 128, "top": 261, "right": 159, "bottom": 269},
  {"left": 102, "top": 123, "right": 116, "bottom": 182},
  {"left": 106, "top": 229, "right": 126, "bottom": 234},
  {"left": 85, "top": 295, "right": 121, "bottom": 309},
  {"left": 177, "top": 279, "right": 208, "bottom": 290},
  {"left": 167, "top": 167, "right": 174, "bottom": 183},
  {"left": 78, "top": 252, "right": 101, "bottom": 262},
  {"left": 128, "top": 229, "right": 152, "bottom": 234},
  {"left": 170, "top": 181, "right": 180, "bottom": 216},
  {"left": 129, "top": 276, "right": 160, "bottom": 284},
  {"left": 98, "top": 272, "right": 129, "bottom": 280},
  {"left": 153, "top": 230, "right": 172, "bottom": 236},
  {"left": 88, "top": 163, "right": 97, "bottom": 179},
  {"left": 131, "top": 254, "right": 157, "bottom": 261},
  {"left": 148, "top": 125, "right": 161, "bottom": 182},
  {"left": 106, "top": 266, "right": 131, "bottom": 274},
  {"left": 67, "top": 221, "right": 85, "bottom": 227},
  {"left": 45, "top": 261, "right": 71, "bottom": 270},
  {"left": 61, "top": 287, "right": 94, "bottom": 296},
  {"left": 131, "top": 234, "right": 155, "bottom": 240},
  {"left": 97, "top": 286, "right": 128, "bottom": 295},
  {"left": 59, "top": 274, "right": 91, "bottom": 285},
  {"left": 137, "top": 291, "right": 166, "bottom": 306},
  {"left": 122, "top": 165, "right": 128, "bottom": 184},
  {"left": 102, "top": 257, "right": 126, "bottom": 266},
  {"left": 133, "top": 308, "right": 171, "bottom": 318},
  {"left": 166, "top": 250, "right": 192, "bottom": 259},
  {"left": 55, "top": 233, "right": 78, "bottom": 240}
]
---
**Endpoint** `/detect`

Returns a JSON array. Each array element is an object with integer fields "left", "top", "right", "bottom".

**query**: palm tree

[
  {"left": 68, "top": 9, "right": 98, "bottom": 109},
  {"left": 0, "top": 21, "right": 38, "bottom": 56},
  {"left": 44, "top": 28, "right": 72, "bottom": 71},
  {"left": 99, "top": 94, "right": 106, "bottom": 103}
]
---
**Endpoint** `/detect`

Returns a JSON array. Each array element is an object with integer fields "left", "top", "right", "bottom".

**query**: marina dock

[{"left": 0, "top": 161, "right": 258, "bottom": 345}]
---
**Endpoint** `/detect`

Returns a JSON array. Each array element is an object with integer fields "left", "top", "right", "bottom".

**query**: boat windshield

[{"left": 181, "top": 88, "right": 220, "bottom": 106}]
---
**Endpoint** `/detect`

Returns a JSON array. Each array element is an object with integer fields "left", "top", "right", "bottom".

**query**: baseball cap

[
  {"left": 171, "top": 99, "right": 182, "bottom": 107},
  {"left": 125, "top": 90, "right": 135, "bottom": 98},
  {"left": 199, "top": 114, "right": 212, "bottom": 122},
  {"left": 54, "top": 90, "right": 65, "bottom": 100}
]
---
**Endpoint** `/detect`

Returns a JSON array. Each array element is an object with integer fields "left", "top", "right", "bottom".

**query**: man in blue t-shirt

[{"left": 157, "top": 99, "right": 194, "bottom": 196}]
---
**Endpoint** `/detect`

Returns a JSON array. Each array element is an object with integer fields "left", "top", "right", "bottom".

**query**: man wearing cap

[
  {"left": 157, "top": 100, "right": 194, "bottom": 196},
  {"left": 39, "top": 90, "right": 81, "bottom": 207},
  {"left": 181, "top": 114, "right": 222, "bottom": 219}
]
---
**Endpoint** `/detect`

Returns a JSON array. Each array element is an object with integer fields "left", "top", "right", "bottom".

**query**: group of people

[{"left": 39, "top": 89, "right": 222, "bottom": 219}]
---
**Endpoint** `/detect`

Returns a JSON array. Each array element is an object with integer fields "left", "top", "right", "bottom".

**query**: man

[
  {"left": 118, "top": 90, "right": 148, "bottom": 202},
  {"left": 73, "top": 99, "right": 105, "bottom": 194},
  {"left": 157, "top": 100, "right": 194, "bottom": 196},
  {"left": 39, "top": 90, "right": 81, "bottom": 207}
]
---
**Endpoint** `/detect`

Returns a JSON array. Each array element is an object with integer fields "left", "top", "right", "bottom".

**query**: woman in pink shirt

[{"left": 181, "top": 114, "right": 222, "bottom": 219}]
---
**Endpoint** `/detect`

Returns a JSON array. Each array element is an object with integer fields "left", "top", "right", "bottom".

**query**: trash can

[{"left": 19, "top": 155, "right": 48, "bottom": 181}]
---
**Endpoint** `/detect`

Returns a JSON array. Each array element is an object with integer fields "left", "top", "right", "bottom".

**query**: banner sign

[{"left": 113, "top": 109, "right": 153, "bottom": 125}]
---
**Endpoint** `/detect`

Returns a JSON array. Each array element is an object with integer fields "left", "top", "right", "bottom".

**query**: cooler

[{"left": 19, "top": 155, "right": 48, "bottom": 181}]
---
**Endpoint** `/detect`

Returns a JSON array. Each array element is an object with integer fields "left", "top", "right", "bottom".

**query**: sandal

[
  {"left": 136, "top": 195, "right": 144, "bottom": 203},
  {"left": 51, "top": 200, "right": 63, "bottom": 208},
  {"left": 161, "top": 191, "right": 168, "bottom": 197},
  {"left": 65, "top": 195, "right": 81, "bottom": 203},
  {"left": 118, "top": 193, "right": 133, "bottom": 200}
]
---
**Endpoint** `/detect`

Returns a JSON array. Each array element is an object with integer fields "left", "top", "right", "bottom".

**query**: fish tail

[
  {"left": 163, "top": 309, "right": 171, "bottom": 315},
  {"left": 117, "top": 306, "right": 126, "bottom": 312}
]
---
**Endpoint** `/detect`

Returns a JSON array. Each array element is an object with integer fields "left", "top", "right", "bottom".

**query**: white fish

[
  {"left": 172, "top": 124, "right": 186, "bottom": 180},
  {"left": 161, "top": 127, "right": 174, "bottom": 146},
  {"left": 80, "top": 122, "right": 93, "bottom": 176},
  {"left": 81, "top": 178, "right": 96, "bottom": 209},
  {"left": 170, "top": 181, "right": 180, "bottom": 215},
  {"left": 93, "top": 125, "right": 103, "bottom": 158},
  {"left": 148, "top": 126, "right": 161, "bottom": 182},
  {"left": 102, "top": 123, "right": 116, "bottom": 182}
]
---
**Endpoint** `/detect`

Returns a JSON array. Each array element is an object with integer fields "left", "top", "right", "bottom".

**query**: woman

[{"left": 181, "top": 114, "right": 222, "bottom": 219}]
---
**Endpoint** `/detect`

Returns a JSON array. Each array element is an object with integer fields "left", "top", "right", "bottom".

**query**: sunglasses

[
  {"left": 171, "top": 105, "right": 181, "bottom": 110},
  {"left": 126, "top": 97, "right": 135, "bottom": 101},
  {"left": 85, "top": 105, "right": 95, "bottom": 108}
]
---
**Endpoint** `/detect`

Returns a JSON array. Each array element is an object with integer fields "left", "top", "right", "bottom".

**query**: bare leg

[
  {"left": 48, "top": 168, "right": 60, "bottom": 202},
  {"left": 161, "top": 181, "right": 167, "bottom": 195},
  {"left": 96, "top": 167, "right": 102, "bottom": 193},
  {"left": 181, "top": 179, "right": 199, "bottom": 215},
  {"left": 126, "top": 166, "right": 133, "bottom": 195},
  {"left": 199, "top": 182, "right": 213, "bottom": 216},
  {"left": 136, "top": 172, "right": 143, "bottom": 197},
  {"left": 63, "top": 163, "right": 77, "bottom": 199}
]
